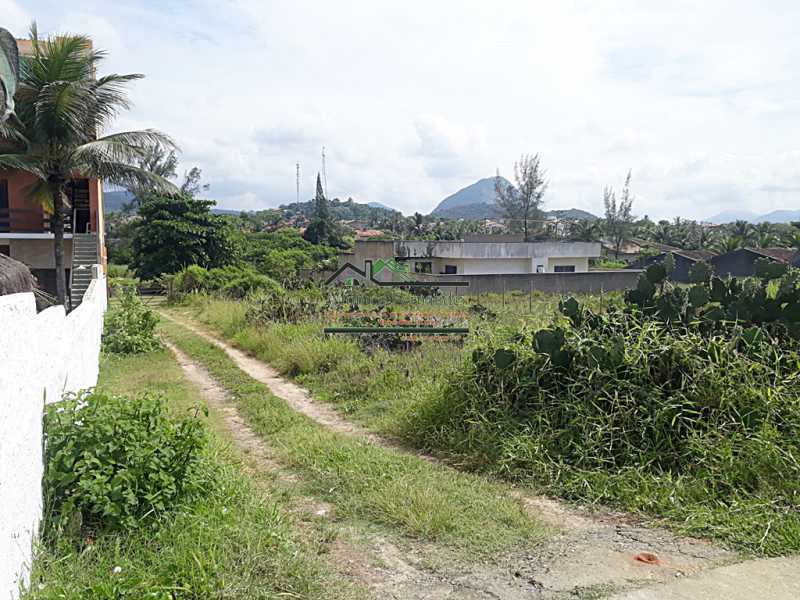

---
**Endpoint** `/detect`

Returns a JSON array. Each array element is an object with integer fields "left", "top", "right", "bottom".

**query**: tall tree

[
  {"left": 130, "top": 193, "right": 238, "bottom": 279},
  {"left": 0, "top": 25, "right": 175, "bottom": 306},
  {"left": 303, "top": 173, "right": 343, "bottom": 246},
  {"left": 495, "top": 154, "right": 547, "bottom": 241},
  {"left": 603, "top": 171, "right": 635, "bottom": 259},
  {"left": 180, "top": 166, "right": 210, "bottom": 197}
]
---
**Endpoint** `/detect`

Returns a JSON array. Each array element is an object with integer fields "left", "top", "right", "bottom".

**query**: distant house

[
  {"left": 628, "top": 250, "right": 716, "bottom": 283},
  {"left": 354, "top": 228, "right": 385, "bottom": 239},
  {"left": 340, "top": 239, "right": 602, "bottom": 276},
  {"left": 711, "top": 247, "right": 798, "bottom": 278}
]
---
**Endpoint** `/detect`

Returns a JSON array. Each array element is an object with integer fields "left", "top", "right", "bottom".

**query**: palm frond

[
  {"left": 34, "top": 80, "right": 96, "bottom": 143},
  {"left": 85, "top": 161, "right": 179, "bottom": 195},
  {"left": 22, "top": 177, "right": 54, "bottom": 212},
  {"left": 0, "top": 118, "right": 30, "bottom": 148},
  {"left": 0, "top": 153, "right": 45, "bottom": 177},
  {"left": 70, "top": 129, "right": 176, "bottom": 168}
]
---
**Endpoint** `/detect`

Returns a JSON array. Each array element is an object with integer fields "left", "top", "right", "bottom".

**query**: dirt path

[{"left": 161, "top": 311, "right": 745, "bottom": 598}]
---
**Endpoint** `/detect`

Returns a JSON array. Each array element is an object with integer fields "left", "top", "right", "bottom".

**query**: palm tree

[
  {"left": 567, "top": 219, "right": 600, "bottom": 241},
  {"left": 0, "top": 26, "right": 176, "bottom": 306}
]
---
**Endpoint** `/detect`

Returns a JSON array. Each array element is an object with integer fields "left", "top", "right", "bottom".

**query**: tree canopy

[{"left": 130, "top": 193, "right": 238, "bottom": 280}]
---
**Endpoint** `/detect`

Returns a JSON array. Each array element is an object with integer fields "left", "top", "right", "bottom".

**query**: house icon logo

[{"left": 325, "top": 259, "right": 469, "bottom": 289}]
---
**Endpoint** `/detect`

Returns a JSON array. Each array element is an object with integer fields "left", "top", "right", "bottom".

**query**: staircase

[{"left": 69, "top": 233, "right": 99, "bottom": 309}]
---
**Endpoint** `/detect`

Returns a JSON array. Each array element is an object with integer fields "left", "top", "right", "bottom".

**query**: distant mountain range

[
  {"left": 706, "top": 209, "right": 800, "bottom": 224},
  {"left": 429, "top": 176, "right": 599, "bottom": 221},
  {"left": 104, "top": 190, "right": 243, "bottom": 216}
]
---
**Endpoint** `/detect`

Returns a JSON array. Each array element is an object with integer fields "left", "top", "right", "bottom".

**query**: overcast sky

[{"left": 5, "top": 0, "right": 800, "bottom": 219}]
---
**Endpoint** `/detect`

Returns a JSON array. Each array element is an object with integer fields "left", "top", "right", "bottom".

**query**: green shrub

[
  {"left": 43, "top": 391, "right": 207, "bottom": 534},
  {"left": 245, "top": 288, "right": 323, "bottom": 324},
  {"left": 106, "top": 264, "right": 131, "bottom": 278},
  {"left": 173, "top": 264, "right": 209, "bottom": 293},
  {"left": 207, "top": 264, "right": 282, "bottom": 298},
  {"left": 170, "top": 264, "right": 282, "bottom": 299},
  {"left": 401, "top": 281, "right": 800, "bottom": 552},
  {"left": 103, "top": 288, "right": 161, "bottom": 354}
]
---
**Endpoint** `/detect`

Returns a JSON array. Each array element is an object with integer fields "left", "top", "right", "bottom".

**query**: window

[
  {"left": 0, "top": 245, "right": 9, "bottom": 256},
  {"left": 554, "top": 265, "right": 576, "bottom": 273},
  {"left": 414, "top": 261, "right": 432, "bottom": 274},
  {"left": 536, "top": 265, "right": 545, "bottom": 273},
  {"left": 443, "top": 264, "right": 457, "bottom": 274}
]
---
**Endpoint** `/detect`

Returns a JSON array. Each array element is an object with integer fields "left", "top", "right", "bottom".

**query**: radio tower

[
  {"left": 321, "top": 146, "right": 328, "bottom": 197},
  {"left": 296, "top": 162, "right": 300, "bottom": 203}
]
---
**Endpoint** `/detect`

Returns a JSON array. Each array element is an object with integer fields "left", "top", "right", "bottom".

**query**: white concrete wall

[
  {"left": 460, "top": 258, "right": 533, "bottom": 275},
  {"left": 0, "top": 270, "right": 106, "bottom": 600}
]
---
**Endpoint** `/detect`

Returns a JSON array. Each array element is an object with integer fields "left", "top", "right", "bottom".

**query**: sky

[{"left": 4, "top": 0, "right": 800, "bottom": 220}]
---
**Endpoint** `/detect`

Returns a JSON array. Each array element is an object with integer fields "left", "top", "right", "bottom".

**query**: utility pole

[
  {"left": 296, "top": 162, "right": 300, "bottom": 204},
  {"left": 321, "top": 146, "right": 328, "bottom": 198}
]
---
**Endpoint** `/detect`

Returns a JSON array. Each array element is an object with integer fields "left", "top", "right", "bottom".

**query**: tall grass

[
  {"left": 27, "top": 350, "right": 354, "bottom": 599},
  {"left": 161, "top": 319, "right": 546, "bottom": 554},
  {"left": 175, "top": 291, "right": 800, "bottom": 554}
]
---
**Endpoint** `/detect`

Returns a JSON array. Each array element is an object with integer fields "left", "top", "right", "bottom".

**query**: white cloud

[
  {"left": 1, "top": 0, "right": 30, "bottom": 33},
  {"left": 16, "top": 0, "right": 800, "bottom": 219}
]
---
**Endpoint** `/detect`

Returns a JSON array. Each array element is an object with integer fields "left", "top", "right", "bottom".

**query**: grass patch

[
  {"left": 172, "top": 293, "right": 800, "bottom": 556},
  {"left": 27, "top": 349, "right": 354, "bottom": 600},
  {"left": 159, "top": 318, "right": 546, "bottom": 555}
]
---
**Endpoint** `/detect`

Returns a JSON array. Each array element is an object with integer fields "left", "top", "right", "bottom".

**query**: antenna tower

[
  {"left": 321, "top": 146, "right": 328, "bottom": 197},
  {"left": 296, "top": 162, "right": 300, "bottom": 203}
]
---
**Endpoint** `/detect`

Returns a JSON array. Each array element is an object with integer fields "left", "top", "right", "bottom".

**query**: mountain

[
  {"left": 430, "top": 176, "right": 509, "bottom": 216},
  {"left": 367, "top": 201, "right": 394, "bottom": 210},
  {"left": 104, "top": 190, "right": 135, "bottom": 213},
  {"left": 430, "top": 177, "right": 599, "bottom": 221},
  {"left": 548, "top": 208, "right": 599, "bottom": 221},
  {"left": 705, "top": 210, "right": 759, "bottom": 224},
  {"left": 103, "top": 189, "right": 241, "bottom": 216},
  {"left": 754, "top": 210, "right": 800, "bottom": 224},
  {"left": 432, "top": 201, "right": 501, "bottom": 220},
  {"left": 706, "top": 209, "right": 800, "bottom": 224}
]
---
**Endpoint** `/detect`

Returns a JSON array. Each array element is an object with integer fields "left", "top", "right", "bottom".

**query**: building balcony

[{"left": 0, "top": 208, "right": 74, "bottom": 236}]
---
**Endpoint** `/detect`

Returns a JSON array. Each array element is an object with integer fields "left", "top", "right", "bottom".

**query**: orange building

[{"left": 0, "top": 39, "right": 106, "bottom": 306}]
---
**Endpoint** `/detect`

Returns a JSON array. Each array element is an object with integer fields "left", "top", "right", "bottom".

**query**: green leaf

[
  {"left": 688, "top": 285, "right": 709, "bottom": 308},
  {"left": 493, "top": 349, "right": 516, "bottom": 369}
]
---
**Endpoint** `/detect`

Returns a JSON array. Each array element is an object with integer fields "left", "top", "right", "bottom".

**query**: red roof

[{"left": 355, "top": 229, "right": 385, "bottom": 238}]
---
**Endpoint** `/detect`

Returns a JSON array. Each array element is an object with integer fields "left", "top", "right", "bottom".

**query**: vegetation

[
  {"left": 303, "top": 173, "right": 346, "bottom": 247},
  {"left": 161, "top": 316, "right": 545, "bottom": 554},
  {"left": 43, "top": 391, "right": 206, "bottom": 533},
  {"left": 603, "top": 171, "right": 635, "bottom": 259},
  {"left": 403, "top": 262, "right": 800, "bottom": 554},
  {"left": 177, "top": 270, "right": 800, "bottom": 554},
  {"left": 102, "top": 287, "right": 161, "bottom": 354},
  {"left": 131, "top": 193, "right": 239, "bottom": 280},
  {"left": 170, "top": 263, "right": 282, "bottom": 299},
  {"left": 29, "top": 349, "right": 347, "bottom": 599},
  {"left": 494, "top": 154, "right": 548, "bottom": 241},
  {"left": 0, "top": 26, "right": 175, "bottom": 306}
]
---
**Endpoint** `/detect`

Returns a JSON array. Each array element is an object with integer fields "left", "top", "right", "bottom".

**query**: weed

[{"left": 102, "top": 287, "right": 161, "bottom": 354}]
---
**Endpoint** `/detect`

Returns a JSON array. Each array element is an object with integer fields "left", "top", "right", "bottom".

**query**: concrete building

[
  {"left": 339, "top": 239, "right": 601, "bottom": 276},
  {"left": 0, "top": 38, "right": 106, "bottom": 305}
]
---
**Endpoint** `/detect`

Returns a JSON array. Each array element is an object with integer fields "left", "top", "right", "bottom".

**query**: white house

[{"left": 339, "top": 239, "right": 601, "bottom": 276}]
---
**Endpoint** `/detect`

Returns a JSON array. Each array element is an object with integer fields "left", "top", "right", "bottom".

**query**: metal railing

[{"left": 0, "top": 208, "right": 74, "bottom": 233}]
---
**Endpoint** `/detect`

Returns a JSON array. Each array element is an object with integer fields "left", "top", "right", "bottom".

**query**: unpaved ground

[{"left": 161, "top": 312, "right": 746, "bottom": 598}]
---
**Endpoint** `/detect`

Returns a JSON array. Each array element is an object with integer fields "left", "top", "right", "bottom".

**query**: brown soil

[{"left": 161, "top": 311, "right": 741, "bottom": 599}]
